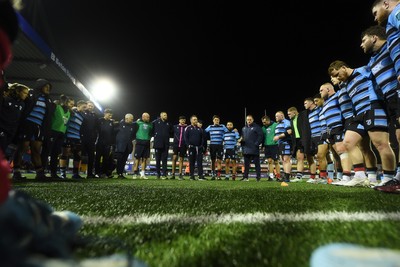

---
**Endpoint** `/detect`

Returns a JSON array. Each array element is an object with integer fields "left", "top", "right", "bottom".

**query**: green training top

[
  {"left": 292, "top": 115, "right": 300, "bottom": 138},
  {"left": 135, "top": 119, "right": 153, "bottom": 140},
  {"left": 262, "top": 122, "right": 278, "bottom": 146},
  {"left": 51, "top": 104, "right": 70, "bottom": 133}
]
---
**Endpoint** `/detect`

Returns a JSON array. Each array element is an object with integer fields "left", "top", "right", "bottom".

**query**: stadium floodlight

[{"left": 90, "top": 77, "right": 116, "bottom": 103}]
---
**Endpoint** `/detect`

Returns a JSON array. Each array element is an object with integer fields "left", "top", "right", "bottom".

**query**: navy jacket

[
  {"left": 81, "top": 110, "right": 99, "bottom": 142},
  {"left": 241, "top": 122, "right": 264, "bottom": 155},
  {"left": 152, "top": 118, "right": 172, "bottom": 149},
  {"left": 96, "top": 118, "right": 117, "bottom": 146},
  {"left": 184, "top": 125, "right": 205, "bottom": 147},
  {"left": 115, "top": 120, "right": 135, "bottom": 153}
]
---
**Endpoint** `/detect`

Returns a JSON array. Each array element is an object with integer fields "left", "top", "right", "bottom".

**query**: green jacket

[
  {"left": 262, "top": 122, "right": 278, "bottom": 146},
  {"left": 134, "top": 119, "right": 153, "bottom": 141}
]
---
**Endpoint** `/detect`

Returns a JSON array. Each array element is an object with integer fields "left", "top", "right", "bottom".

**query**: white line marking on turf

[{"left": 81, "top": 211, "right": 400, "bottom": 225}]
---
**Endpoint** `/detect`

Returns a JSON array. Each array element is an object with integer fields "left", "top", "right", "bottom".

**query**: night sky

[{"left": 20, "top": 0, "right": 375, "bottom": 129}]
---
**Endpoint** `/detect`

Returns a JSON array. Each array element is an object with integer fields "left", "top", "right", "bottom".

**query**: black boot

[
  {"left": 12, "top": 171, "right": 27, "bottom": 181},
  {"left": 35, "top": 169, "right": 50, "bottom": 181}
]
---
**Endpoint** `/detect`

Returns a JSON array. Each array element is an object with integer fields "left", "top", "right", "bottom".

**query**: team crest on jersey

[
  {"left": 371, "top": 62, "right": 384, "bottom": 73},
  {"left": 396, "top": 11, "right": 400, "bottom": 21},
  {"left": 366, "top": 119, "right": 372, "bottom": 126}
]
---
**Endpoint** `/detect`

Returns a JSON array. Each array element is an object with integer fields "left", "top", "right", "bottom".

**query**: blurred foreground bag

[{"left": 0, "top": 189, "right": 83, "bottom": 267}]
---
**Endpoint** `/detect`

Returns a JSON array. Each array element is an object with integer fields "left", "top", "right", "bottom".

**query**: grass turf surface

[{"left": 12, "top": 176, "right": 400, "bottom": 267}]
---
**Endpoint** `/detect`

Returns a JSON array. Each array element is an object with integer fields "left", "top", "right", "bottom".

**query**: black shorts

[
  {"left": 173, "top": 145, "right": 187, "bottom": 157},
  {"left": 278, "top": 142, "right": 292, "bottom": 156},
  {"left": 309, "top": 137, "right": 320, "bottom": 155},
  {"left": 134, "top": 142, "right": 150, "bottom": 159},
  {"left": 264, "top": 145, "right": 279, "bottom": 161},
  {"left": 292, "top": 138, "right": 304, "bottom": 154},
  {"left": 327, "top": 127, "right": 344, "bottom": 144},
  {"left": 384, "top": 95, "right": 400, "bottom": 128},
  {"left": 63, "top": 137, "right": 81, "bottom": 147},
  {"left": 209, "top": 144, "right": 224, "bottom": 160},
  {"left": 19, "top": 120, "right": 44, "bottom": 142},
  {"left": 224, "top": 148, "right": 237, "bottom": 160},
  {"left": 345, "top": 117, "right": 367, "bottom": 137},
  {"left": 352, "top": 104, "right": 388, "bottom": 134}
]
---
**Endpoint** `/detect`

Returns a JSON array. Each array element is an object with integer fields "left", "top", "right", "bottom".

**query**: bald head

[
  {"left": 142, "top": 112, "right": 150, "bottom": 122},
  {"left": 319, "top": 82, "right": 335, "bottom": 100}
]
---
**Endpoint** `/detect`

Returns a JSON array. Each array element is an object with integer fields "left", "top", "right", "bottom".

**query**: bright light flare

[{"left": 90, "top": 78, "right": 116, "bottom": 103}]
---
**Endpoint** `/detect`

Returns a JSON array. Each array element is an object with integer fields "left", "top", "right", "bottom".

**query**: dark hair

[
  {"left": 328, "top": 60, "right": 348, "bottom": 76},
  {"left": 59, "top": 94, "right": 71, "bottom": 106},
  {"left": 179, "top": 115, "right": 186, "bottom": 120},
  {"left": 361, "top": 25, "right": 387, "bottom": 40},
  {"left": 313, "top": 93, "right": 322, "bottom": 99},
  {"left": 261, "top": 115, "right": 270, "bottom": 121},
  {"left": 104, "top": 108, "right": 113, "bottom": 114},
  {"left": 8, "top": 83, "right": 29, "bottom": 99}
]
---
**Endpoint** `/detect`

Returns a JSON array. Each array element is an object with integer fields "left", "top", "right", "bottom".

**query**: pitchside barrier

[{"left": 125, "top": 138, "right": 313, "bottom": 177}]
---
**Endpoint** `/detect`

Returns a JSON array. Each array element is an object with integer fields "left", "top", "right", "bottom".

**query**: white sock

[
  {"left": 342, "top": 175, "right": 351, "bottom": 182},
  {"left": 368, "top": 173, "right": 377, "bottom": 183}
]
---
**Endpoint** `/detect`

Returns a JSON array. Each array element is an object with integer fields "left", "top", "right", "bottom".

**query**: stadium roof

[{"left": 4, "top": 12, "right": 102, "bottom": 111}]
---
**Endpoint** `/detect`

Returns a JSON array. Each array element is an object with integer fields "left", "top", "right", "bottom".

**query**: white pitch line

[{"left": 81, "top": 211, "right": 400, "bottom": 225}]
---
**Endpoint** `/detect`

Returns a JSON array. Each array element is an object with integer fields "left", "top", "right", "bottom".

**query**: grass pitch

[{"left": 12, "top": 176, "right": 400, "bottom": 267}]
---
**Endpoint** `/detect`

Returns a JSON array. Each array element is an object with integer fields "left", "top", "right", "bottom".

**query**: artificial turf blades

[{"left": 12, "top": 176, "right": 400, "bottom": 267}]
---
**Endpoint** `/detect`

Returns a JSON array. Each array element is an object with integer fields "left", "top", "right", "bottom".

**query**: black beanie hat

[{"left": 35, "top": 78, "right": 51, "bottom": 91}]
